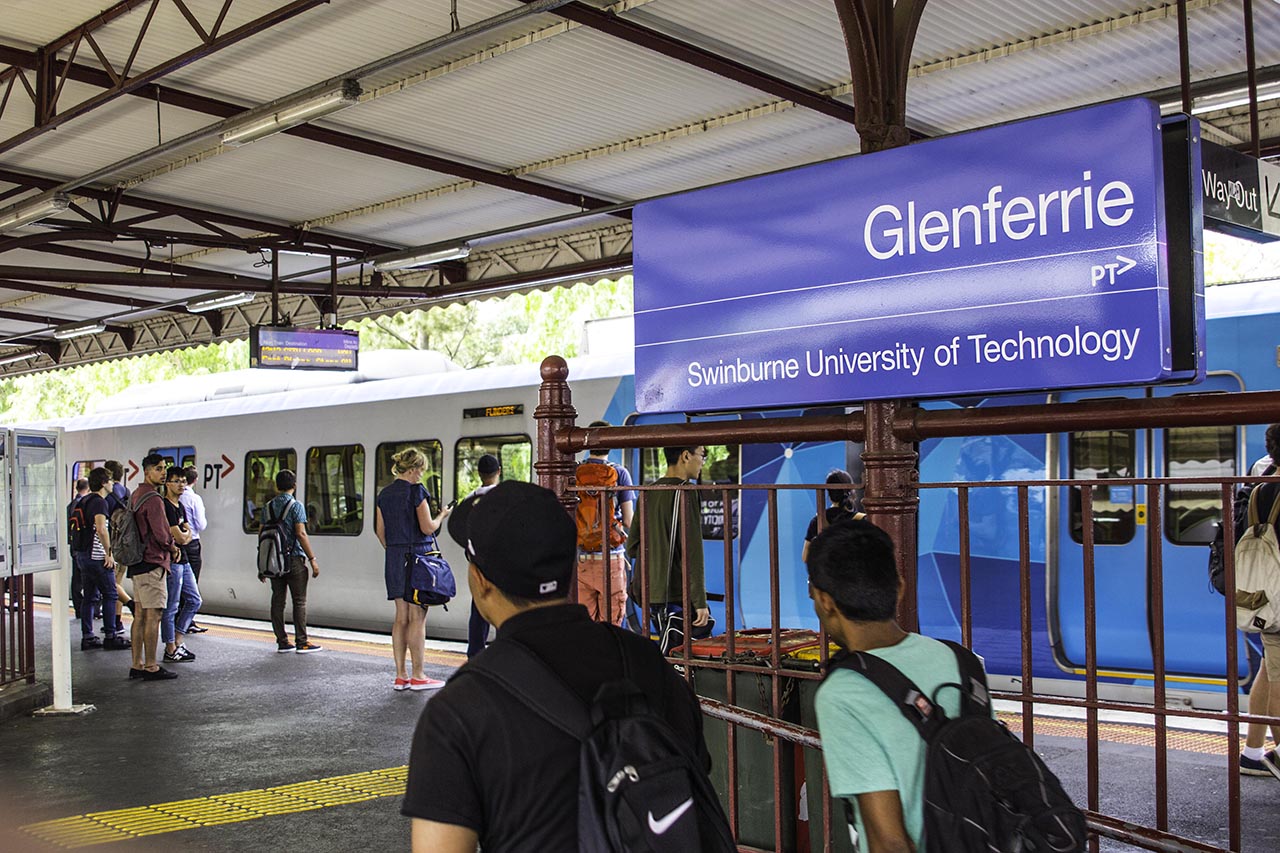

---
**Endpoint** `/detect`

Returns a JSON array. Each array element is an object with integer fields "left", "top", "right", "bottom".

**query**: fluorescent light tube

[
  {"left": 53, "top": 320, "right": 107, "bottom": 340},
  {"left": 0, "top": 350, "right": 38, "bottom": 366},
  {"left": 372, "top": 243, "right": 471, "bottom": 272},
  {"left": 186, "top": 291, "right": 256, "bottom": 312},
  {"left": 221, "top": 80, "right": 362, "bottom": 147},
  {"left": 0, "top": 193, "right": 71, "bottom": 233}
]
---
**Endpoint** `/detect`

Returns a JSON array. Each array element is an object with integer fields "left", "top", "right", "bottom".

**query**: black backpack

[
  {"left": 68, "top": 496, "right": 93, "bottom": 553},
  {"left": 468, "top": 631, "right": 736, "bottom": 853},
  {"left": 257, "top": 495, "right": 295, "bottom": 579},
  {"left": 829, "top": 640, "right": 1087, "bottom": 853}
]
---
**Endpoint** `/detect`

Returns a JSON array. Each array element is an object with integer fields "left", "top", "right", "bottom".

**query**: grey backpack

[{"left": 110, "top": 490, "right": 161, "bottom": 567}]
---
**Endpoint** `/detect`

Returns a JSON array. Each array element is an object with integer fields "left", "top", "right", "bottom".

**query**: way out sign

[{"left": 632, "top": 99, "right": 1203, "bottom": 413}]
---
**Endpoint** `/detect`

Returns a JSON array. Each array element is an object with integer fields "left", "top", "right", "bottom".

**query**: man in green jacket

[{"left": 627, "top": 445, "right": 709, "bottom": 653}]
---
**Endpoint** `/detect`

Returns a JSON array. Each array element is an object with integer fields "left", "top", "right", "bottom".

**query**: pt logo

[{"left": 202, "top": 454, "right": 236, "bottom": 489}]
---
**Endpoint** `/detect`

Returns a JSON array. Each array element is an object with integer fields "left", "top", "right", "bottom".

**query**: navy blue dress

[{"left": 376, "top": 479, "right": 433, "bottom": 601}]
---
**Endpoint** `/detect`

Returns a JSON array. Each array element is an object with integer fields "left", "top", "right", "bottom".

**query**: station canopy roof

[{"left": 0, "top": 0, "right": 1276, "bottom": 374}]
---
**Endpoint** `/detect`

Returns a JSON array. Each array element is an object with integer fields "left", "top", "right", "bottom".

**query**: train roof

[
  {"left": 1206, "top": 278, "right": 1280, "bottom": 319},
  {"left": 33, "top": 350, "right": 635, "bottom": 433}
]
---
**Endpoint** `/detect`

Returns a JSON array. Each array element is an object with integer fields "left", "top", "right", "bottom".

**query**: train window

[
  {"left": 1164, "top": 425, "right": 1237, "bottom": 545},
  {"left": 149, "top": 445, "right": 196, "bottom": 470},
  {"left": 637, "top": 445, "right": 741, "bottom": 540},
  {"left": 454, "top": 435, "right": 531, "bottom": 499},
  {"left": 375, "top": 441, "right": 445, "bottom": 512},
  {"left": 1068, "top": 430, "right": 1135, "bottom": 545},
  {"left": 72, "top": 459, "right": 104, "bottom": 483},
  {"left": 305, "top": 445, "right": 365, "bottom": 536},
  {"left": 243, "top": 449, "right": 297, "bottom": 533}
]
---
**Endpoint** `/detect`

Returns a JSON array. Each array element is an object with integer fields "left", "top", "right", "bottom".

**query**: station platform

[{"left": 2, "top": 605, "right": 1279, "bottom": 852}]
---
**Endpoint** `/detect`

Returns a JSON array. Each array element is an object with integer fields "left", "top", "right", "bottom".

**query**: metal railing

[
  {"left": 580, "top": 477, "right": 1277, "bottom": 853},
  {"left": 1, "top": 573, "right": 36, "bottom": 687}
]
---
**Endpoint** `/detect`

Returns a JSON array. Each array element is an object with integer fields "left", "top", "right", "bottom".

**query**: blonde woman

[{"left": 375, "top": 448, "right": 451, "bottom": 691}]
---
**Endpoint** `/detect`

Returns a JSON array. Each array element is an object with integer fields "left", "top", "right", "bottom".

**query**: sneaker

[
  {"left": 1240, "top": 750, "right": 1279, "bottom": 777},
  {"left": 80, "top": 636, "right": 102, "bottom": 650},
  {"left": 163, "top": 645, "right": 196, "bottom": 662},
  {"left": 408, "top": 677, "right": 445, "bottom": 691},
  {"left": 140, "top": 667, "right": 178, "bottom": 681},
  {"left": 128, "top": 667, "right": 145, "bottom": 679},
  {"left": 295, "top": 642, "right": 323, "bottom": 654},
  {"left": 102, "top": 636, "right": 131, "bottom": 651},
  {"left": 186, "top": 623, "right": 208, "bottom": 634},
  {"left": 393, "top": 678, "right": 410, "bottom": 691},
  {"left": 276, "top": 642, "right": 295, "bottom": 653}
]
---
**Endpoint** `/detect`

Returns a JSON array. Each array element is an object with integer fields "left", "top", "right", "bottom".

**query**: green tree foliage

[
  {"left": 0, "top": 276, "right": 633, "bottom": 422},
  {"left": 0, "top": 340, "right": 248, "bottom": 423},
  {"left": 1204, "top": 230, "right": 1280, "bottom": 284}
]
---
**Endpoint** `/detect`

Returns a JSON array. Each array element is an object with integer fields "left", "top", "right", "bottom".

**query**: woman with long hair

[
  {"left": 375, "top": 447, "right": 451, "bottom": 691},
  {"left": 801, "top": 469, "right": 863, "bottom": 564}
]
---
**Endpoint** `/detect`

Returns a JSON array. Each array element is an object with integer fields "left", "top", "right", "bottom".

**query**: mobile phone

[{"left": 446, "top": 499, "right": 458, "bottom": 509}]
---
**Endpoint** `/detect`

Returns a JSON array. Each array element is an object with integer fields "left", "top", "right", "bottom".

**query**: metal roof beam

[
  {"left": 0, "top": 1, "right": 328, "bottom": 156},
  {"left": 520, "top": 0, "right": 857, "bottom": 125},
  {"left": 0, "top": 278, "right": 173, "bottom": 310},
  {"left": 0, "top": 166, "right": 396, "bottom": 256}
]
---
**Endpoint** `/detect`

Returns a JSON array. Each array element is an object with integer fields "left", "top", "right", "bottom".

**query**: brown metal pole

[
  {"left": 1243, "top": 0, "right": 1261, "bottom": 158},
  {"left": 534, "top": 355, "right": 579, "bottom": 602},
  {"left": 1176, "top": 0, "right": 1192, "bottom": 114}
]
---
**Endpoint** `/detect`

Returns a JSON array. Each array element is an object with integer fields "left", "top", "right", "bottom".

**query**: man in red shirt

[{"left": 127, "top": 454, "right": 180, "bottom": 681}]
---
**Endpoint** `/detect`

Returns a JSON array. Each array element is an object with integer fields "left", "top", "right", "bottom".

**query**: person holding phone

[{"left": 375, "top": 448, "right": 452, "bottom": 691}]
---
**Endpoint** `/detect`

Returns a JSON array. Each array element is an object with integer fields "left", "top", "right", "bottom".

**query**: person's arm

[
  {"left": 416, "top": 491, "right": 450, "bottom": 536},
  {"left": 374, "top": 506, "right": 386, "bottom": 548},
  {"left": 411, "top": 819, "right": 479, "bottom": 853},
  {"left": 801, "top": 540, "right": 810, "bottom": 564},
  {"left": 295, "top": 521, "right": 319, "bottom": 577},
  {"left": 855, "top": 790, "right": 915, "bottom": 853},
  {"left": 93, "top": 512, "right": 114, "bottom": 571},
  {"left": 188, "top": 493, "right": 207, "bottom": 534}
]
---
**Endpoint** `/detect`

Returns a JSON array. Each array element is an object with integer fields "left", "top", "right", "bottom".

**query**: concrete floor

[{"left": 2, "top": 605, "right": 1279, "bottom": 852}]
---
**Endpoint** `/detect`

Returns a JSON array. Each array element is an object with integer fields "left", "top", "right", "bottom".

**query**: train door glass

[
  {"left": 305, "top": 445, "right": 365, "bottom": 536},
  {"left": 72, "top": 459, "right": 104, "bottom": 484},
  {"left": 454, "top": 435, "right": 531, "bottom": 500},
  {"left": 149, "top": 446, "right": 196, "bottom": 470},
  {"left": 1153, "top": 375, "right": 1248, "bottom": 680},
  {"left": 375, "top": 441, "right": 445, "bottom": 513},
  {"left": 1054, "top": 387, "right": 1150, "bottom": 675},
  {"left": 243, "top": 449, "right": 296, "bottom": 533}
]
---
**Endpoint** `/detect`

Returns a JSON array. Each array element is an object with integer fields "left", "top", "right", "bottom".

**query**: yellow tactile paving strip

[
  {"left": 21, "top": 767, "right": 410, "bottom": 849},
  {"left": 998, "top": 712, "right": 1258, "bottom": 756}
]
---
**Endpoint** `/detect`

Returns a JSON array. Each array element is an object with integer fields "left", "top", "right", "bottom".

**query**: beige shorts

[
  {"left": 131, "top": 567, "right": 168, "bottom": 610},
  {"left": 1262, "top": 633, "right": 1280, "bottom": 682}
]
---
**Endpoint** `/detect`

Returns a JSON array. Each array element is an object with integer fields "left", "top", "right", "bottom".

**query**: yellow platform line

[
  {"left": 20, "top": 766, "right": 410, "bottom": 849},
  {"left": 997, "top": 711, "right": 1270, "bottom": 756}
]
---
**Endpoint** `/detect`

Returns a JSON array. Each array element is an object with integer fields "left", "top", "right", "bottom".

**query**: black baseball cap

[
  {"left": 447, "top": 480, "right": 575, "bottom": 600},
  {"left": 477, "top": 453, "right": 501, "bottom": 475}
]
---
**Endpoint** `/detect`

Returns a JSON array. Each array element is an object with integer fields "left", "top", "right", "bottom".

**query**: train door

[
  {"left": 149, "top": 445, "right": 196, "bottom": 469},
  {"left": 1051, "top": 376, "right": 1248, "bottom": 684},
  {"left": 624, "top": 412, "right": 739, "bottom": 632},
  {"left": 1052, "top": 387, "right": 1151, "bottom": 675},
  {"left": 1151, "top": 377, "right": 1249, "bottom": 681}
]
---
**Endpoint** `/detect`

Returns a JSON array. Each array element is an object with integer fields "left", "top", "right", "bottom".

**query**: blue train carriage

[{"left": 630, "top": 280, "right": 1276, "bottom": 709}]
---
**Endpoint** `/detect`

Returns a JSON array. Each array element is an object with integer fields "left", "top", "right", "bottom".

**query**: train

[{"left": 29, "top": 278, "right": 1280, "bottom": 708}]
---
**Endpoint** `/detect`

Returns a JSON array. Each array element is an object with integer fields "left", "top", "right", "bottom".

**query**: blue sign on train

[{"left": 633, "top": 98, "right": 1198, "bottom": 413}]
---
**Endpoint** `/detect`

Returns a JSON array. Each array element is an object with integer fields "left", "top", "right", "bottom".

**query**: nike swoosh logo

[{"left": 647, "top": 798, "right": 694, "bottom": 835}]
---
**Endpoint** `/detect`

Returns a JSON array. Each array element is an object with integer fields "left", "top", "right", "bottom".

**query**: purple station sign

[{"left": 632, "top": 99, "right": 1202, "bottom": 413}]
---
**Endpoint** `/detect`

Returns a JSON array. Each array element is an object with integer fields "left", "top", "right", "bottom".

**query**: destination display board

[
  {"left": 632, "top": 99, "right": 1202, "bottom": 413},
  {"left": 250, "top": 326, "right": 359, "bottom": 371}
]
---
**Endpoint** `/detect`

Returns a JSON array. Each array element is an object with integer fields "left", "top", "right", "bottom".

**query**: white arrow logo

[
  {"left": 647, "top": 798, "right": 694, "bottom": 835},
  {"left": 1115, "top": 255, "right": 1136, "bottom": 275}
]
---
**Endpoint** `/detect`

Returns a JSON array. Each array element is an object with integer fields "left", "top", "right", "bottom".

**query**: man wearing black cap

[
  {"left": 465, "top": 453, "right": 501, "bottom": 658},
  {"left": 402, "top": 480, "right": 713, "bottom": 852}
]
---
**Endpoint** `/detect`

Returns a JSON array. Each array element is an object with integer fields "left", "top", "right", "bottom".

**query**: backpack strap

[
  {"left": 937, "top": 639, "right": 992, "bottom": 718},
  {"left": 467, "top": 637, "right": 592, "bottom": 741},
  {"left": 827, "top": 648, "right": 946, "bottom": 741}
]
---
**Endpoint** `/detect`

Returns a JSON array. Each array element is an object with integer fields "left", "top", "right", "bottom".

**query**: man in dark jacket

[{"left": 402, "top": 480, "right": 713, "bottom": 852}]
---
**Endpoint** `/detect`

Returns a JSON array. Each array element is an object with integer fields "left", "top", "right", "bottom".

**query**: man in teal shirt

[{"left": 808, "top": 519, "right": 988, "bottom": 853}]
